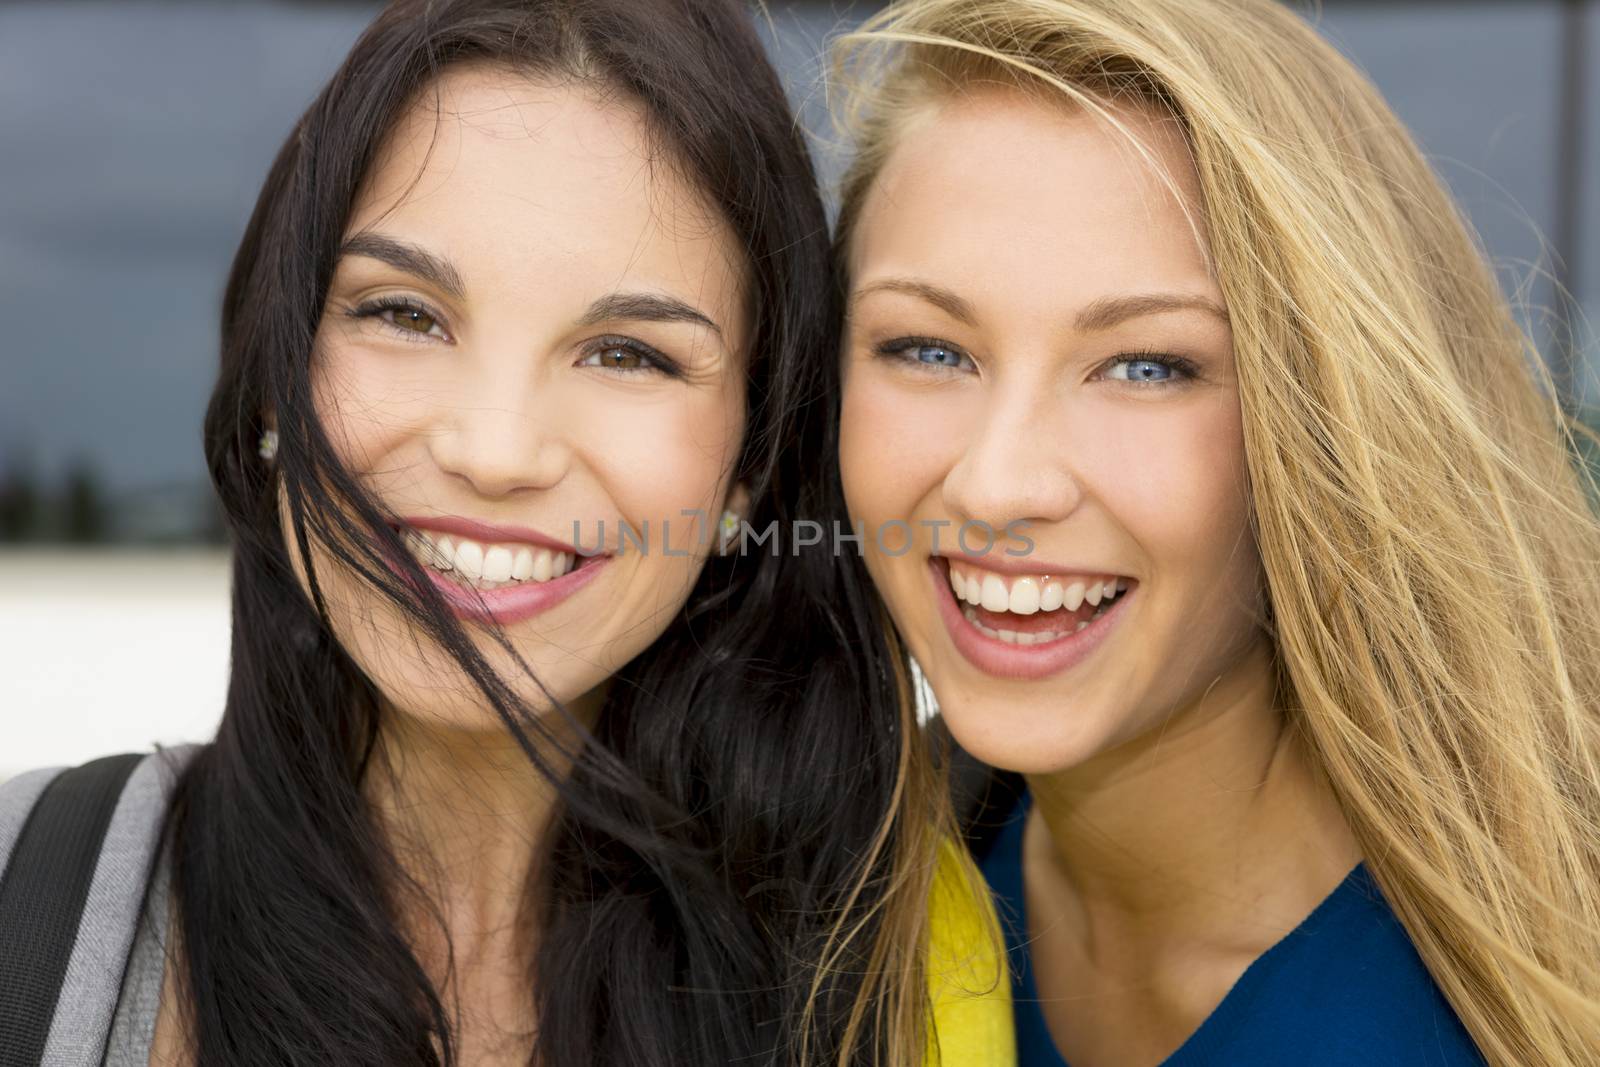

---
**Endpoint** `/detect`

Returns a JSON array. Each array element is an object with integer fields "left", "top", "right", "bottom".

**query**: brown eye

[
  {"left": 347, "top": 297, "right": 448, "bottom": 342},
  {"left": 595, "top": 345, "right": 645, "bottom": 369},
  {"left": 576, "top": 336, "right": 679, "bottom": 377},
  {"left": 388, "top": 307, "right": 437, "bottom": 334}
]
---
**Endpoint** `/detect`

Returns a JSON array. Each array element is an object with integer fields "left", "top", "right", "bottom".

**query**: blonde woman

[{"left": 829, "top": 0, "right": 1600, "bottom": 1064}]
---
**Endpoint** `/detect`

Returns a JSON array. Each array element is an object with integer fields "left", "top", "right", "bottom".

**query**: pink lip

[
  {"left": 928, "top": 558, "right": 1133, "bottom": 680},
  {"left": 417, "top": 555, "right": 607, "bottom": 625},
  {"left": 943, "top": 550, "right": 1128, "bottom": 580},
  {"left": 400, "top": 514, "right": 593, "bottom": 557},
  {"left": 388, "top": 517, "right": 610, "bottom": 625}
]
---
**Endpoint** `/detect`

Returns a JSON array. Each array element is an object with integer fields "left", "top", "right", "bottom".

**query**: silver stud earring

[
  {"left": 258, "top": 429, "right": 279, "bottom": 462},
  {"left": 718, "top": 508, "right": 741, "bottom": 554}
]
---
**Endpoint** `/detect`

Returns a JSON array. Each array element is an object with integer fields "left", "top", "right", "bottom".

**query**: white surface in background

[
  {"left": 0, "top": 550, "right": 229, "bottom": 781},
  {"left": 0, "top": 549, "right": 935, "bottom": 777}
]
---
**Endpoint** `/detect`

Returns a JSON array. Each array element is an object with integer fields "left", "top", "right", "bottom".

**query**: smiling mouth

[
  {"left": 396, "top": 526, "right": 597, "bottom": 591},
  {"left": 942, "top": 557, "right": 1134, "bottom": 646}
]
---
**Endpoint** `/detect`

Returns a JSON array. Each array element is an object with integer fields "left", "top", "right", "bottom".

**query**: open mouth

[
  {"left": 929, "top": 555, "right": 1136, "bottom": 679},
  {"left": 397, "top": 526, "right": 595, "bottom": 591},
  {"left": 385, "top": 518, "right": 609, "bottom": 625},
  {"left": 943, "top": 557, "right": 1132, "bottom": 647}
]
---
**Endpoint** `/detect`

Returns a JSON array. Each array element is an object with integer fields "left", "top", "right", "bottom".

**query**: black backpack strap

[{"left": 0, "top": 753, "right": 143, "bottom": 1067}]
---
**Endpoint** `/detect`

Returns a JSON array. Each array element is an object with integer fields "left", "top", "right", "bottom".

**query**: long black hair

[{"left": 177, "top": 1, "right": 920, "bottom": 1062}]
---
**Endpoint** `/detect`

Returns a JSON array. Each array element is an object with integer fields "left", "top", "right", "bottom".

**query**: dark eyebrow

[
  {"left": 851, "top": 278, "right": 976, "bottom": 326},
  {"left": 577, "top": 291, "right": 723, "bottom": 338},
  {"left": 852, "top": 277, "right": 1228, "bottom": 334},
  {"left": 335, "top": 237, "right": 723, "bottom": 339},
  {"left": 337, "top": 233, "right": 466, "bottom": 300},
  {"left": 1074, "top": 293, "right": 1229, "bottom": 332}
]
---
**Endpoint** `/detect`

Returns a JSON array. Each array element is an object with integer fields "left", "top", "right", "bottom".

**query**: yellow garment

[{"left": 926, "top": 839, "right": 1016, "bottom": 1065}]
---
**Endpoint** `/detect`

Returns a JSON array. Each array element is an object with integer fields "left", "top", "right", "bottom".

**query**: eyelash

[
  {"left": 345, "top": 298, "right": 682, "bottom": 377},
  {"left": 873, "top": 336, "right": 1198, "bottom": 385},
  {"left": 346, "top": 295, "right": 449, "bottom": 343},
  {"left": 1100, "top": 349, "right": 1199, "bottom": 384},
  {"left": 875, "top": 336, "right": 973, "bottom": 372},
  {"left": 577, "top": 336, "right": 683, "bottom": 378}
]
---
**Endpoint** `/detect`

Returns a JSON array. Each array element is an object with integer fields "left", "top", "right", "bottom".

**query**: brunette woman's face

[
  {"left": 290, "top": 65, "right": 748, "bottom": 732},
  {"left": 840, "top": 90, "right": 1267, "bottom": 774}
]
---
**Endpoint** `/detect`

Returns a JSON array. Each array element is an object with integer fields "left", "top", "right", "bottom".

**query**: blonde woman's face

[
  {"left": 288, "top": 66, "right": 748, "bottom": 734},
  {"left": 841, "top": 90, "right": 1268, "bottom": 774}
]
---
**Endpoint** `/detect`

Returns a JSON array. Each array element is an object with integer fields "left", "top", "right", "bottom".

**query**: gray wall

[{"left": 2, "top": 1, "right": 1594, "bottom": 540}]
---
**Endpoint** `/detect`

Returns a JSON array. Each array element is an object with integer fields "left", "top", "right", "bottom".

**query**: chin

[{"left": 933, "top": 692, "right": 1115, "bottom": 777}]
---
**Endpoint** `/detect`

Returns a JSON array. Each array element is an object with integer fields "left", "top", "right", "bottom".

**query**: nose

[
  {"left": 941, "top": 379, "right": 1083, "bottom": 542},
  {"left": 427, "top": 373, "right": 573, "bottom": 498}
]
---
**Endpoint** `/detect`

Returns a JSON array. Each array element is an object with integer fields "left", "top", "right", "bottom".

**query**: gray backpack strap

[
  {"left": 0, "top": 746, "right": 200, "bottom": 1067},
  {"left": 0, "top": 767, "right": 67, "bottom": 878}
]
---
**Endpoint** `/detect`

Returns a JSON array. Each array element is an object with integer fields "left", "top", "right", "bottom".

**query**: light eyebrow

[
  {"left": 1074, "top": 293, "right": 1229, "bottom": 332},
  {"left": 338, "top": 232, "right": 466, "bottom": 301},
  {"left": 577, "top": 291, "right": 723, "bottom": 339},
  {"left": 851, "top": 278, "right": 977, "bottom": 326}
]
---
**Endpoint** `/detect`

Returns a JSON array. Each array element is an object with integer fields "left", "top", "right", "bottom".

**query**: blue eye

[
  {"left": 916, "top": 345, "right": 963, "bottom": 367},
  {"left": 1104, "top": 353, "right": 1193, "bottom": 384},
  {"left": 1110, "top": 358, "right": 1171, "bottom": 381},
  {"left": 876, "top": 336, "right": 974, "bottom": 372}
]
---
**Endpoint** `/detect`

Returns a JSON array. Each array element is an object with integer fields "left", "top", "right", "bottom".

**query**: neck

[
  {"left": 364, "top": 689, "right": 599, "bottom": 972},
  {"left": 1026, "top": 639, "right": 1360, "bottom": 953}
]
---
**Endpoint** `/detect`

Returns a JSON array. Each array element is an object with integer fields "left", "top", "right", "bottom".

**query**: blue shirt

[{"left": 978, "top": 794, "right": 1486, "bottom": 1066}]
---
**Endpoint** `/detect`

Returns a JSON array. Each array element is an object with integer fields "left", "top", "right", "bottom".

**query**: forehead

[
  {"left": 344, "top": 63, "right": 747, "bottom": 335},
  {"left": 850, "top": 86, "right": 1215, "bottom": 313}
]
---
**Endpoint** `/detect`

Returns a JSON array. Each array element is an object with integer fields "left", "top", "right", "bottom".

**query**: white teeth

[
  {"left": 1039, "top": 581, "right": 1064, "bottom": 612},
  {"left": 948, "top": 560, "right": 1129, "bottom": 619},
  {"left": 1008, "top": 578, "right": 1041, "bottom": 615},
  {"left": 962, "top": 605, "right": 1067, "bottom": 646},
  {"left": 531, "top": 549, "right": 554, "bottom": 582},
  {"left": 454, "top": 539, "right": 484, "bottom": 580},
  {"left": 482, "top": 545, "right": 514, "bottom": 582},
  {"left": 948, "top": 560, "right": 1136, "bottom": 646},
  {"left": 403, "top": 531, "right": 577, "bottom": 588}
]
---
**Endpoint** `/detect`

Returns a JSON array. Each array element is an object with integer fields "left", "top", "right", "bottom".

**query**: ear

[
  {"left": 256, "top": 409, "right": 279, "bottom": 462},
  {"left": 718, "top": 482, "right": 751, "bottom": 555},
  {"left": 723, "top": 481, "right": 750, "bottom": 523}
]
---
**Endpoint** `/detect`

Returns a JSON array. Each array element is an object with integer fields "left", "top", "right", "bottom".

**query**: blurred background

[{"left": 2, "top": 0, "right": 1597, "bottom": 778}]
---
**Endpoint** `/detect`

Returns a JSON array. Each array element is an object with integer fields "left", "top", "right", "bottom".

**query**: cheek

[
  {"left": 839, "top": 372, "right": 959, "bottom": 525},
  {"left": 1091, "top": 394, "right": 1259, "bottom": 631},
  {"left": 574, "top": 383, "right": 745, "bottom": 551},
  {"left": 311, "top": 342, "right": 433, "bottom": 474},
  {"left": 1073, "top": 389, "right": 1249, "bottom": 548}
]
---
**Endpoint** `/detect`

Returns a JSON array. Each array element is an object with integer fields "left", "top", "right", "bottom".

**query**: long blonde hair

[{"left": 831, "top": 1, "right": 1600, "bottom": 1063}]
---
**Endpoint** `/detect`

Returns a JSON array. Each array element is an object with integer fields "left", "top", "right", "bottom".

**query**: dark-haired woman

[{"left": 0, "top": 1, "right": 1010, "bottom": 1064}]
